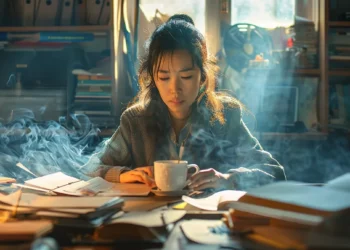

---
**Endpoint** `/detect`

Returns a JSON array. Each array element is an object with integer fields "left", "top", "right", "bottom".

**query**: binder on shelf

[
  {"left": 59, "top": 0, "right": 74, "bottom": 26},
  {"left": 73, "top": 0, "right": 86, "bottom": 25},
  {"left": 86, "top": 0, "right": 104, "bottom": 25},
  {"left": 99, "top": 0, "right": 111, "bottom": 25},
  {"left": 15, "top": 0, "right": 35, "bottom": 26},
  {"left": 34, "top": 0, "right": 60, "bottom": 26},
  {"left": 0, "top": 32, "right": 94, "bottom": 42}
]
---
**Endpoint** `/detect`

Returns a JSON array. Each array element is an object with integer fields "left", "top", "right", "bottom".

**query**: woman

[{"left": 82, "top": 18, "right": 286, "bottom": 191}]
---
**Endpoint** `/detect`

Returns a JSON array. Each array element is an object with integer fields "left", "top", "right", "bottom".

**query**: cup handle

[{"left": 187, "top": 164, "right": 199, "bottom": 175}]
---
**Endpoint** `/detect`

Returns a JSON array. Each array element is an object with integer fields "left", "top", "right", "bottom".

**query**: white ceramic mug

[{"left": 154, "top": 160, "right": 199, "bottom": 191}]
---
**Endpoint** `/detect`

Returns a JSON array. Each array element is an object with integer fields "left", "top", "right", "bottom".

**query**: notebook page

[{"left": 25, "top": 172, "right": 81, "bottom": 191}]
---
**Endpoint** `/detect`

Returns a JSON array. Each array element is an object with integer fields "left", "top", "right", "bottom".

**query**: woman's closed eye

[
  {"left": 181, "top": 75, "right": 192, "bottom": 79},
  {"left": 159, "top": 77, "right": 169, "bottom": 81}
]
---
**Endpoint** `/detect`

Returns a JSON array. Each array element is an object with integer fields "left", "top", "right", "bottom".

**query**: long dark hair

[{"left": 132, "top": 19, "right": 241, "bottom": 124}]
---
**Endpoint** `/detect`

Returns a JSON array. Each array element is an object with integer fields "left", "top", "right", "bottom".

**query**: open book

[
  {"left": 183, "top": 177, "right": 350, "bottom": 216},
  {"left": 17, "top": 172, "right": 151, "bottom": 196}
]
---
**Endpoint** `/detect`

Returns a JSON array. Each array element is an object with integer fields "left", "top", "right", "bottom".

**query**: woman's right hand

[{"left": 120, "top": 166, "right": 156, "bottom": 187}]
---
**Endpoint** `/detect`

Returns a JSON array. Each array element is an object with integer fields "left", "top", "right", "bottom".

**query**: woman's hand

[
  {"left": 120, "top": 166, "right": 156, "bottom": 187},
  {"left": 187, "top": 168, "right": 234, "bottom": 191}
]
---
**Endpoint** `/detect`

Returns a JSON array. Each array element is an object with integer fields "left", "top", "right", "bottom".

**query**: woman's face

[{"left": 154, "top": 50, "right": 201, "bottom": 119}]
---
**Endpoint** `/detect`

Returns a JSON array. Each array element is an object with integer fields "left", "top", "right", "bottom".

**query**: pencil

[{"left": 160, "top": 212, "right": 167, "bottom": 226}]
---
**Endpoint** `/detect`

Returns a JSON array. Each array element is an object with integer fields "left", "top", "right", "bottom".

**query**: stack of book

[
  {"left": 182, "top": 174, "right": 350, "bottom": 249},
  {"left": 0, "top": 188, "right": 124, "bottom": 228},
  {"left": 290, "top": 16, "right": 318, "bottom": 68},
  {"left": 74, "top": 74, "right": 115, "bottom": 128},
  {"left": 329, "top": 28, "right": 350, "bottom": 69}
]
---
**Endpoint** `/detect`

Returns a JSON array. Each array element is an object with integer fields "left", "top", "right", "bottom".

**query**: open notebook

[{"left": 17, "top": 172, "right": 151, "bottom": 196}]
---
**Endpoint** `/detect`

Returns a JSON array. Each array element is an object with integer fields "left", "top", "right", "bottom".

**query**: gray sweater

[{"left": 81, "top": 97, "right": 286, "bottom": 190}]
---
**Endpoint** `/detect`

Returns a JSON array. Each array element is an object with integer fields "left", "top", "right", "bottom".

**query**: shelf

[
  {"left": 0, "top": 25, "right": 111, "bottom": 32},
  {"left": 253, "top": 132, "right": 328, "bottom": 141},
  {"left": 289, "top": 69, "right": 320, "bottom": 76},
  {"left": 328, "top": 21, "right": 350, "bottom": 27},
  {"left": 246, "top": 68, "right": 320, "bottom": 77},
  {"left": 329, "top": 70, "right": 350, "bottom": 76}
]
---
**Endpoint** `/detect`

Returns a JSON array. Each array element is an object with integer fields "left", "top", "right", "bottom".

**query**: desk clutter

[{"left": 0, "top": 172, "right": 349, "bottom": 249}]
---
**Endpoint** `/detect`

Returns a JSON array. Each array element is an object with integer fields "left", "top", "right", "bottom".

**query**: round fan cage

[{"left": 223, "top": 23, "right": 274, "bottom": 72}]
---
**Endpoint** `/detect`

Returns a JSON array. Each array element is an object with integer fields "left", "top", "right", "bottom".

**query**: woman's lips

[{"left": 169, "top": 99, "right": 184, "bottom": 105}]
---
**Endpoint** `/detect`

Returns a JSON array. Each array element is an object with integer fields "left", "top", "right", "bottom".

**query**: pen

[{"left": 160, "top": 211, "right": 167, "bottom": 227}]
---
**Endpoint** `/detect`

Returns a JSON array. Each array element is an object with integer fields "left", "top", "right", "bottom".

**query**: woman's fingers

[
  {"left": 190, "top": 168, "right": 215, "bottom": 182},
  {"left": 191, "top": 179, "right": 216, "bottom": 191},
  {"left": 189, "top": 168, "right": 216, "bottom": 186},
  {"left": 120, "top": 169, "right": 155, "bottom": 187},
  {"left": 135, "top": 166, "right": 154, "bottom": 178},
  {"left": 188, "top": 176, "right": 216, "bottom": 190}
]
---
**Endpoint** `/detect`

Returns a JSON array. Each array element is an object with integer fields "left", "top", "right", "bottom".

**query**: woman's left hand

[{"left": 187, "top": 168, "right": 234, "bottom": 191}]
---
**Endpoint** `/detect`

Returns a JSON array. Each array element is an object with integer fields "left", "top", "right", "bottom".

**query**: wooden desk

[{"left": 50, "top": 194, "right": 226, "bottom": 250}]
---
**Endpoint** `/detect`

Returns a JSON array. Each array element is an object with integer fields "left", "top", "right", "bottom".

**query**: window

[
  {"left": 139, "top": 0, "right": 206, "bottom": 34},
  {"left": 231, "top": 0, "right": 295, "bottom": 28}
]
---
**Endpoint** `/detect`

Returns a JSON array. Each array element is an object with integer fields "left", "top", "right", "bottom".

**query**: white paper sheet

[{"left": 182, "top": 190, "right": 246, "bottom": 211}]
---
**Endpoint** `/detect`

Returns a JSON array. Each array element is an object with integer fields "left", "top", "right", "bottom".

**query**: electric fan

[{"left": 223, "top": 23, "right": 274, "bottom": 72}]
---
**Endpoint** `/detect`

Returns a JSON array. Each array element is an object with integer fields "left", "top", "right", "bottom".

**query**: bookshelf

[
  {"left": 0, "top": 0, "right": 124, "bottom": 132},
  {"left": 249, "top": 0, "right": 349, "bottom": 140},
  {"left": 319, "top": 0, "right": 350, "bottom": 133}
]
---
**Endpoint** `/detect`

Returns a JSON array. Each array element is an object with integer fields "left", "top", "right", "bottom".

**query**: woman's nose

[{"left": 169, "top": 77, "right": 181, "bottom": 92}]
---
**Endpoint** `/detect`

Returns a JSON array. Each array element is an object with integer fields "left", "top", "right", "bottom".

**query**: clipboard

[
  {"left": 99, "top": 0, "right": 111, "bottom": 25},
  {"left": 34, "top": 0, "right": 60, "bottom": 26},
  {"left": 86, "top": 0, "right": 103, "bottom": 25},
  {"left": 59, "top": 0, "right": 74, "bottom": 25}
]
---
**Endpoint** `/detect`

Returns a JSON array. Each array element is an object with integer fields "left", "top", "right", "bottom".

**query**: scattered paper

[
  {"left": 180, "top": 219, "right": 241, "bottom": 248},
  {"left": 106, "top": 210, "right": 186, "bottom": 227},
  {"left": 23, "top": 173, "right": 151, "bottom": 197},
  {"left": 25, "top": 172, "right": 81, "bottom": 191},
  {"left": 182, "top": 190, "right": 246, "bottom": 211}
]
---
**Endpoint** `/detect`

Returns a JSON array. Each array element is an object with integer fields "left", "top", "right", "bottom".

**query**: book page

[
  {"left": 58, "top": 177, "right": 151, "bottom": 196},
  {"left": 325, "top": 173, "right": 350, "bottom": 193},
  {"left": 24, "top": 172, "right": 81, "bottom": 191},
  {"left": 182, "top": 190, "right": 246, "bottom": 211}
]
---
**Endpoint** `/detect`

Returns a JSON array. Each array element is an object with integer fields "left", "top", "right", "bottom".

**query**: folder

[
  {"left": 73, "top": 0, "right": 86, "bottom": 25},
  {"left": 86, "top": 0, "right": 103, "bottom": 25},
  {"left": 99, "top": 0, "right": 111, "bottom": 25},
  {"left": 34, "top": 0, "right": 60, "bottom": 26},
  {"left": 15, "top": 0, "right": 35, "bottom": 26},
  {"left": 59, "top": 0, "right": 74, "bottom": 25}
]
